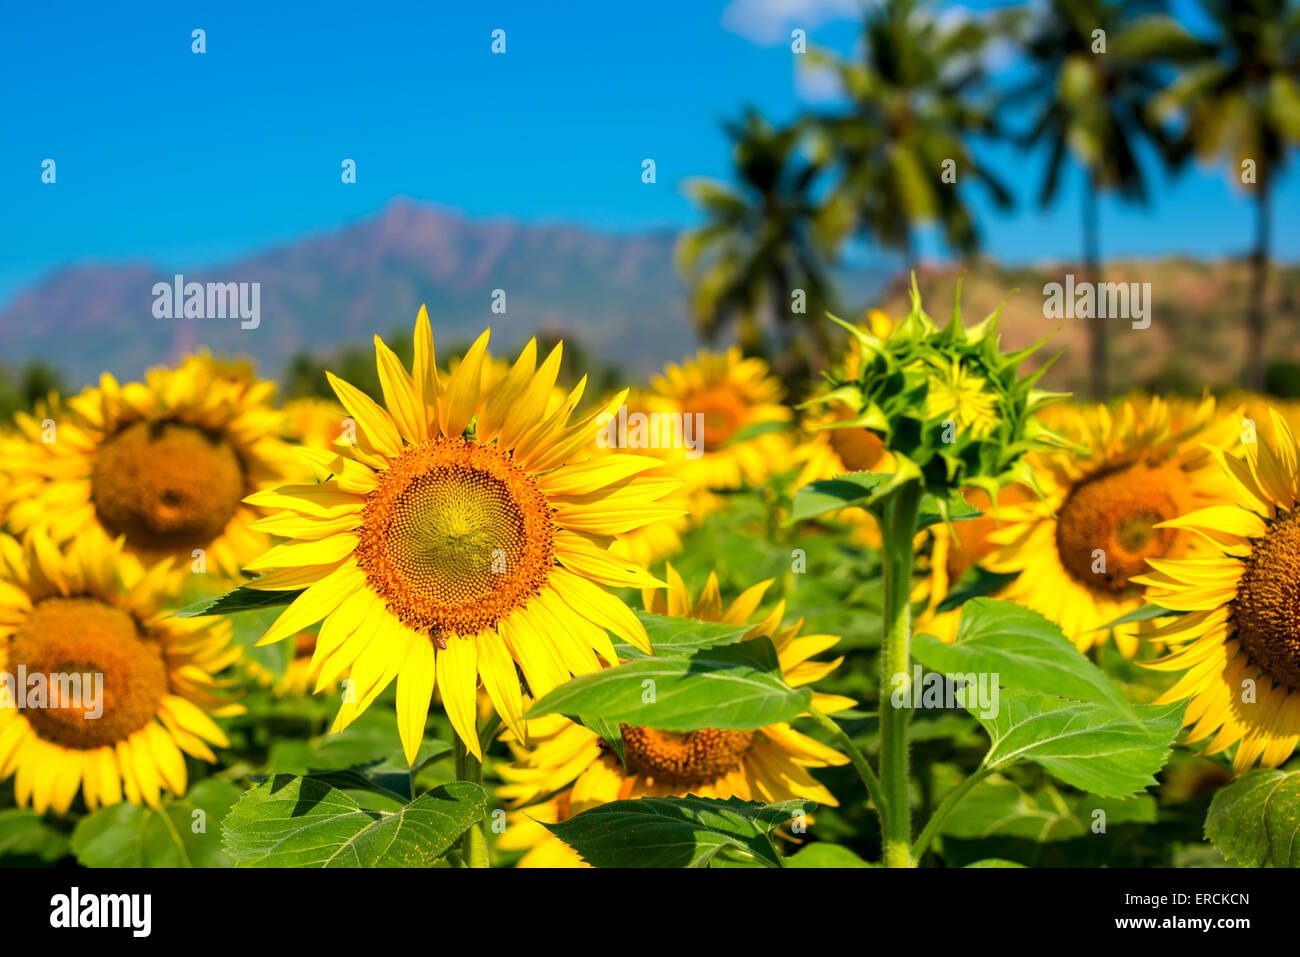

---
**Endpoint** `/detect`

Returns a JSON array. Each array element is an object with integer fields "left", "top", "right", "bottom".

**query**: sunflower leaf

[
  {"left": 71, "top": 779, "right": 241, "bottom": 868},
  {"left": 940, "top": 778, "right": 1157, "bottom": 846},
  {"left": 525, "top": 638, "right": 810, "bottom": 731},
  {"left": 785, "top": 843, "right": 877, "bottom": 867},
  {"left": 172, "top": 585, "right": 304, "bottom": 618},
  {"left": 1092, "top": 603, "right": 1180, "bottom": 631},
  {"left": 716, "top": 419, "right": 789, "bottom": 449},
  {"left": 222, "top": 775, "right": 486, "bottom": 867},
  {"left": 544, "top": 796, "right": 813, "bottom": 868},
  {"left": 972, "top": 691, "right": 1186, "bottom": 798},
  {"left": 574, "top": 715, "right": 626, "bottom": 767},
  {"left": 0, "top": 809, "right": 70, "bottom": 865},
  {"left": 787, "top": 473, "right": 892, "bottom": 523},
  {"left": 1205, "top": 768, "right": 1300, "bottom": 867},
  {"left": 933, "top": 567, "right": 1019, "bottom": 613},
  {"left": 788, "top": 472, "right": 979, "bottom": 528},
  {"left": 615, "top": 612, "right": 754, "bottom": 659},
  {"left": 913, "top": 598, "right": 1137, "bottom": 716}
]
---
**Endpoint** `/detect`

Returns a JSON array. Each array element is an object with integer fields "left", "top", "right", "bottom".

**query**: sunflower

[
  {"left": 283, "top": 396, "right": 349, "bottom": 451},
  {"left": 0, "top": 532, "right": 240, "bottom": 814},
  {"left": 242, "top": 309, "right": 682, "bottom": 761},
  {"left": 1, "top": 353, "right": 293, "bottom": 579},
  {"left": 495, "top": 566, "right": 853, "bottom": 867},
  {"left": 984, "top": 396, "right": 1236, "bottom": 656},
  {"left": 608, "top": 349, "right": 792, "bottom": 566},
  {"left": 1136, "top": 409, "right": 1300, "bottom": 772},
  {"left": 914, "top": 484, "right": 1034, "bottom": 643},
  {"left": 641, "top": 347, "right": 793, "bottom": 495}
]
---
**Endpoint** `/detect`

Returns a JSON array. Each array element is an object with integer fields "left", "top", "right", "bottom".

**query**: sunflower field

[{"left": 0, "top": 281, "right": 1297, "bottom": 876}]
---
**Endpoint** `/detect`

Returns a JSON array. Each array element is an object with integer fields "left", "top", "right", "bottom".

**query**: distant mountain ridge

[{"left": 0, "top": 200, "right": 734, "bottom": 385}]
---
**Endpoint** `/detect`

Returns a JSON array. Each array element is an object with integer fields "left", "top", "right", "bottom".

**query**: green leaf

[
  {"left": 0, "top": 809, "right": 70, "bottom": 864},
  {"left": 614, "top": 612, "right": 754, "bottom": 660},
  {"left": 965, "top": 858, "right": 1026, "bottom": 868},
  {"left": 1092, "top": 603, "right": 1179, "bottom": 631},
  {"left": 222, "top": 775, "right": 486, "bottom": 867},
  {"left": 1205, "top": 768, "right": 1300, "bottom": 867},
  {"left": 717, "top": 420, "right": 789, "bottom": 448},
  {"left": 173, "top": 585, "right": 303, "bottom": 618},
  {"left": 576, "top": 715, "right": 626, "bottom": 767},
  {"left": 788, "top": 473, "right": 891, "bottom": 523},
  {"left": 915, "top": 489, "right": 982, "bottom": 530},
  {"left": 71, "top": 779, "right": 241, "bottom": 868},
  {"left": 942, "top": 778, "right": 1157, "bottom": 843},
  {"left": 934, "top": 568, "right": 1018, "bottom": 614},
  {"left": 266, "top": 710, "right": 452, "bottom": 802},
  {"left": 785, "top": 843, "right": 876, "bottom": 867},
  {"left": 913, "top": 598, "right": 1137, "bottom": 716},
  {"left": 787, "top": 472, "right": 978, "bottom": 528},
  {"left": 974, "top": 691, "right": 1186, "bottom": 798},
  {"left": 525, "top": 638, "right": 811, "bottom": 731},
  {"left": 545, "top": 796, "right": 812, "bottom": 868}
]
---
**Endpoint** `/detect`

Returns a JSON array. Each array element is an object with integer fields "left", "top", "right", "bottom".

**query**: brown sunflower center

[
  {"left": 829, "top": 424, "right": 887, "bottom": 473},
  {"left": 692, "top": 389, "right": 747, "bottom": 451},
  {"left": 355, "top": 436, "right": 556, "bottom": 637},
  {"left": 1055, "top": 463, "right": 1181, "bottom": 594},
  {"left": 1233, "top": 508, "right": 1300, "bottom": 689},
  {"left": 619, "top": 725, "right": 755, "bottom": 784},
  {"left": 8, "top": 597, "right": 168, "bottom": 750},
  {"left": 91, "top": 420, "right": 244, "bottom": 551},
  {"left": 946, "top": 515, "right": 1000, "bottom": 583}
]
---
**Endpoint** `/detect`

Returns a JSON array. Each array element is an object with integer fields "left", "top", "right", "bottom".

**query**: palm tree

[
  {"left": 806, "top": 0, "right": 1015, "bottom": 270},
  {"left": 677, "top": 109, "right": 837, "bottom": 384},
  {"left": 1154, "top": 0, "right": 1300, "bottom": 390},
  {"left": 1014, "top": 0, "right": 1193, "bottom": 399}
]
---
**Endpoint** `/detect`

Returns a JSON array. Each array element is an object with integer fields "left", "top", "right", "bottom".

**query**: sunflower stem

[
  {"left": 877, "top": 481, "right": 922, "bottom": 868},
  {"left": 911, "top": 766, "right": 992, "bottom": 865},
  {"left": 806, "top": 708, "right": 887, "bottom": 823},
  {"left": 453, "top": 731, "right": 491, "bottom": 869}
]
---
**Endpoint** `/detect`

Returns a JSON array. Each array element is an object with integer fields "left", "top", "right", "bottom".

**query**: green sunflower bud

[{"left": 813, "top": 276, "right": 1070, "bottom": 516}]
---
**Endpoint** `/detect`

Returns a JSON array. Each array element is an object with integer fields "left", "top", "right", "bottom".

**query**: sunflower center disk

[
  {"left": 1233, "top": 508, "right": 1300, "bottom": 689},
  {"left": 356, "top": 438, "right": 556, "bottom": 637},
  {"left": 91, "top": 420, "right": 245, "bottom": 551},
  {"left": 8, "top": 597, "right": 168, "bottom": 750},
  {"left": 829, "top": 417, "right": 886, "bottom": 472},
  {"left": 692, "top": 388, "right": 746, "bottom": 451},
  {"left": 619, "top": 725, "right": 755, "bottom": 785},
  {"left": 1055, "top": 464, "right": 1180, "bottom": 594}
]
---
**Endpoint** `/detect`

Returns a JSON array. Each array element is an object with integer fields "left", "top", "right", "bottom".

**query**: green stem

[
  {"left": 877, "top": 481, "right": 923, "bottom": 868},
  {"left": 911, "top": 766, "right": 992, "bottom": 865},
  {"left": 453, "top": 730, "right": 490, "bottom": 869},
  {"left": 806, "top": 708, "right": 888, "bottom": 823}
]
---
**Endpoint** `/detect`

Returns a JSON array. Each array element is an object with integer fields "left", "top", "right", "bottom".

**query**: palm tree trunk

[
  {"left": 1245, "top": 179, "right": 1271, "bottom": 391},
  {"left": 902, "top": 229, "right": 917, "bottom": 277},
  {"left": 1083, "top": 175, "right": 1106, "bottom": 400}
]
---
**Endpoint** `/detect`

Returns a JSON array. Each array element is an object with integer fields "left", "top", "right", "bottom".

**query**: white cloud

[
  {"left": 794, "top": 59, "right": 844, "bottom": 102},
  {"left": 721, "top": 0, "right": 863, "bottom": 46}
]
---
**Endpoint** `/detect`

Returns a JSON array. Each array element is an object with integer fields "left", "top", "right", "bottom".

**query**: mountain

[{"left": 0, "top": 200, "right": 726, "bottom": 386}]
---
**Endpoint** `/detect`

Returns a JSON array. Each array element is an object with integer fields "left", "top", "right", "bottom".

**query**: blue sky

[{"left": 2, "top": 0, "right": 1296, "bottom": 307}]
